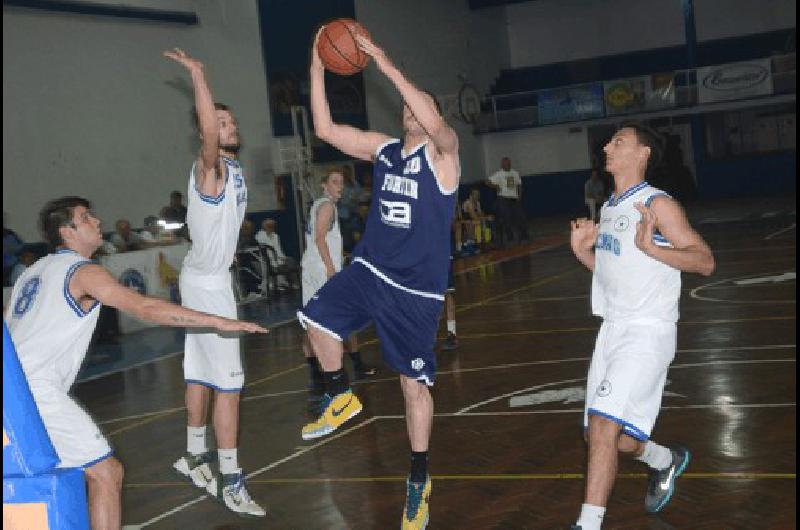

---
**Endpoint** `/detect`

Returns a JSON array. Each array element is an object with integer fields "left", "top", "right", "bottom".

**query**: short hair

[
  {"left": 322, "top": 170, "right": 343, "bottom": 184},
  {"left": 170, "top": 190, "right": 183, "bottom": 199},
  {"left": 39, "top": 196, "right": 91, "bottom": 250},
  {"left": 191, "top": 102, "right": 231, "bottom": 131},
  {"left": 619, "top": 121, "right": 665, "bottom": 172}
]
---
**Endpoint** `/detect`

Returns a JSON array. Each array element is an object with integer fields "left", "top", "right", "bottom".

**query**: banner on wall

[
  {"left": 603, "top": 73, "right": 676, "bottom": 116},
  {"left": 698, "top": 59, "right": 773, "bottom": 104},
  {"left": 537, "top": 83, "right": 604, "bottom": 125}
]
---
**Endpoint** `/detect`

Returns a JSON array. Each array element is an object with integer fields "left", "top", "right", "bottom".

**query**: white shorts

[
  {"left": 583, "top": 319, "right": 676, "bottom": 441},
  {"left": 31, "top": 384, "right": 112, "bottom": 469},
  {"left": 180, "top": 273, "right": 244, "bottom": 392},
  {"left": 301, "top": 270, "right": 328, "bottom": 307}
]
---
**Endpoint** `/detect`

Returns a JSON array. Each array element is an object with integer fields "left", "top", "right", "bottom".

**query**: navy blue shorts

[{"left": 298, "top": 261, "right": 443, "bottom": 385}]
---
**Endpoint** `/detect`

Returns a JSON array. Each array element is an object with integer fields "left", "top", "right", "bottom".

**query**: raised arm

[
  {"left": 314, "top": 202, "right": 338, "bottom": 278},
  {"left": 310, "top": 30, "right": 390, "bottom": 161},
  {"left": 570, "top": 218, "right": 598, "bottom": 272},
  {"left": 163, "top": 48, "right": 220, "bottom": 196},
  {"left": 634, "top": 198, "right": 715, "bottom": 276},
  {"left": 71, "top": 264, "right": 268, "bottom": 334},
  {"left": 355, "top": 34, "right": 459, "bottom": 190}
]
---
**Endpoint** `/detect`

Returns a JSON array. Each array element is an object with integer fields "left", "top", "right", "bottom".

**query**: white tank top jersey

[
  {"left": 591, "top": 181, "right": 681, "bottom": 323},
  {"left": 5, "top": 250, "right": 101, "bottom": 392},
  {"left": 301, "top": 197, "right": 343, "bottom": 275},
  {"left": 182, "top": 156, "right": 248, "bottom": 278}
]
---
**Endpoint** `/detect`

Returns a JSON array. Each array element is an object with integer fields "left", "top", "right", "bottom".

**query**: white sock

[
  {"left": 447, "top": 320, "right": 456, "bottom": 335},
  {"left": 576, "top": 503, "right": 605, "bottom": 530},
  {"left": 187, "top": 425, "right": 207, "bottom": 455},
  {"left": 218, "top": 447, "right": 239, "bottom": 475},
  {"left": 636, "top": 440, "right": 672, "bottom": 470}
]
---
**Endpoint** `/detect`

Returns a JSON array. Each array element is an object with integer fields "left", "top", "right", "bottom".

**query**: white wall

[
  {"left": 695, "top": 0, "right": 796, "bottom": 41},
  {"left": 355, "top": 0, "right": 509, "bottom": 184},
  {"left": 3, "top": 1, "right": 275, "bottom": 242},
  {"left": 481, "top": 125, "right": 590, "bottom": 177},
  {"left": 506, "top": 0, "right": 685, "bottom": 68},
  {"left": 506, "top": 0, "right": 795, "bottom": 69}
]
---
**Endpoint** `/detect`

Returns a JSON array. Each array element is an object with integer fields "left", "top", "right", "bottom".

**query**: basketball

[{"left": 316, "top": 18, "right": 370, "bottom": 76}]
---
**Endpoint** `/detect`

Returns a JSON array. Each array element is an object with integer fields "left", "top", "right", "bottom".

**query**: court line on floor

[
  {"left": 123, "top": 396, "right": 795, "bottom": 526},
  {"left": 690, "top": 271, "right": 797, "bottom": 304},
  {"left": 98, "top": 344, "right": 795, "bottom": 426},
  {"left": 128, "top": 416, "right": 378, "bottom": 529},
  {"left": 123, "top": 471, "right": 795, "bottom": 489},
  {"left": 454, "top": 241, "right": 567, "bottom": 275},
  {"left": 764, "top": 222, "right": 796, "bottom": 240},
  {"left": 457, "top": 358, "right": 797, "bottom": 414}
]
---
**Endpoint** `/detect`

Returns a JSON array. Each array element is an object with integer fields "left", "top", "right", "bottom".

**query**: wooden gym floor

[{"left": 74, "top": 196, "right": 796, "bottom": 529}]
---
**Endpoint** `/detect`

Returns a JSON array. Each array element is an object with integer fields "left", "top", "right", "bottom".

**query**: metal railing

[{"left": 476, "top": 53, "right": 796, "bottom": 133}]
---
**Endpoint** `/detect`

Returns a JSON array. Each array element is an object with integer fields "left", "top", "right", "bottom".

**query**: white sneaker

[
  {"left": 207, "top": 469, "right": 266, "bottom": 518},
  {"left": 173, "top": 452, "right": 214, "bottom": 489}
]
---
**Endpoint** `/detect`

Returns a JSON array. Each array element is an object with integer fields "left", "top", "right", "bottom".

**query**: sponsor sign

[
  {"left": 698, "top": 59, "right": 773, "bottom": 103},
  {"left": 604, "top": 73, "right": 676, "bottom": 116},
  {"left": 537, "top": 82, "right": 604, "bottom": 125}
]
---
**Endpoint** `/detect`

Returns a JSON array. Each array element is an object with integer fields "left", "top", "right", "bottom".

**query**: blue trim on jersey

[
  {"left": 63, "top": 261, "right": 100, "bottom": 317},
  {"left": 587, "top": 408, "right": 649, "bottom": 441},
  {"left": 195, "top": 186, "right": 226, "bottom": 205},
  {"left": 608, "top": 181, "right": 649, "bottom": 206},
  {"left": 645, "top": 192, "right": 671, "bottom": 207},
  {"left": 185, "top": 379, "right": 242, "bottom": 393},
  {"left": 221, "top": 156, "right": 240, "bottom": 167},
  {"left": 55, "top": 248, "right": 78, "bottom": 255},
  {"left": 81, "top": 450, "right": 114, "bottom": 469}
]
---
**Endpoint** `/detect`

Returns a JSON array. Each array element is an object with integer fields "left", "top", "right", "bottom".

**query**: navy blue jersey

[{"left": 352, "top": 139, "right": 457, "bottom": 296}]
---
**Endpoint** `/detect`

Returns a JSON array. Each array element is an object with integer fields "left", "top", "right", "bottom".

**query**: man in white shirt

[
  {"left": 486, "top": 157, "right": 529, "bottom": 246},
  {"left": 255, "top": 218, "right": 298, "bottom": 290}
]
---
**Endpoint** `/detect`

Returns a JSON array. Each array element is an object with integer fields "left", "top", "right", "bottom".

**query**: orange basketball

[{"left": 316, "top": 18, "right": 370, "bottom": 76}]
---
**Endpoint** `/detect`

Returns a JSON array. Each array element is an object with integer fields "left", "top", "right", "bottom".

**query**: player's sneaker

[
  {"left": 441, "top": 332, "right": 458, "bottom": 351},
  {"left": 402, "top": 475, "right": 431, "bottom": 529},
  {"left": 206, "top": 469, "right": 266, "bottom": 518},
  {"left": 173, "top": 451, "right": 215, "bottom": 489},
  {"left": 645, "top": 444, "right": 691, "bottom": 513},
  {"left": 301, "top": 390, "right": 362, "bottom": 440}
]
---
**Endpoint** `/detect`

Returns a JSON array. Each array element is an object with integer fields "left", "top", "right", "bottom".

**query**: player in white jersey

[
  {"left": 5, "top": 196, "right": 266, "bottom": 530},
  {"left": 163, "top": 48, "right": 265, "bottom": 518},
  {"left": 301, "top": 171, "right": 375, "bottom": 400},
  {"left": 569, "top": 122, "right": 715, "bottom": 530}
]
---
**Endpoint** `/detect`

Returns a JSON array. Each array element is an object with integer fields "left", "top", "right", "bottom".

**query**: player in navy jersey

[{"left": 298, "top": 30, "right": 460, "bottom": 529}]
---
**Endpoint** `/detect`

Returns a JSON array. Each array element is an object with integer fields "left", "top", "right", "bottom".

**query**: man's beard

[{"left": 219, "top": 142, "right": 241, "bottom": 155}]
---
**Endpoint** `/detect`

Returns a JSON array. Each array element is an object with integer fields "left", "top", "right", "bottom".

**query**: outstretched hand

[
  {"left": 163, "top": 48, "right": 203, "bottom": 73},
  {"left": 216, "top": 318, "right": 269, "bottom": 335},
  {"left": 634, "top": 202, "right": 658, "bottom": 256}
]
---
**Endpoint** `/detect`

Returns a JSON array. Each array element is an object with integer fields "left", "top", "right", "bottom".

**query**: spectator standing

[{"left": 487, "top": 157, "right": 529, "bottom": 246}]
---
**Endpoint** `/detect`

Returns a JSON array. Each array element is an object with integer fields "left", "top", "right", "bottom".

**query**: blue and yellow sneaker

[
  {"left": 301, "top": 390, "right": 363, "bottom": 440},
  {"left": 402, "top": 475, "right": 431, "bottom": 529}
]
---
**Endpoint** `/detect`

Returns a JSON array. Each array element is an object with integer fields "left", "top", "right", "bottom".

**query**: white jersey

[
  {"left": 591, "top": 181, "right": 680, "bottom": 323},
  {"left": 301, "top": 197, "right": 343, "bottom": 276},
  {"left": 182, "top": 157, "right": 247, "bottom": 278},
  {"left": 5, "top": 250, "right": 101, "bottom": 392}
]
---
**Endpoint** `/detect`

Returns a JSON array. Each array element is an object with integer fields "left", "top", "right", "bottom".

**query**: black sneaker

[
  {"left": 645, "top": 445, "right": 691, "bottom": 513},
  {"left": 441, "top": 332, "right": 458, "bottom": 351}
]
